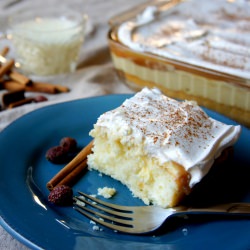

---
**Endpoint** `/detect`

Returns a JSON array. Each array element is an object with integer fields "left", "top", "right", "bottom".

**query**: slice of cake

[{"left": 87, "top": 88, "right": 241, "bottom": 208}]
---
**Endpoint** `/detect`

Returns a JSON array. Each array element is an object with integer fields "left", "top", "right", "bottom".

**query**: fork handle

[{"left": 186, "top": 203, "right": 250, "bottom": 215}]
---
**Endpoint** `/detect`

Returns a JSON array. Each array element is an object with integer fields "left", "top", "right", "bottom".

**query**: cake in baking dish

[
  {"left": 87, "top": 88, "right": 241, "bottom": 208},
  {"left": 108, "top": 0, "right": 250, "bottom": 127}
]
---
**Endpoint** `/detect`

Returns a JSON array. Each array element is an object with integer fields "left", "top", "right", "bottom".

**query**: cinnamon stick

[
  {"left": 9, "top": 71, "right": 31, "bottom": 85},
  {"left": 7, "top": 97, "right": 34, "bottom": 109},
  {"left": 0, "top": 47, "right": 9, "bottom": 57},
  {"left": 2, "top": 89, "right": 25, "bottom": 108},
  {"left": 1, "top": 80, "right": 69, "bottom": 94},
  {"left": 46, "top": 140, "right": 94, "bottom": 191},
  {"left": 0, "top": 59, "right": 15, "bottom": 78},
  {"left": 0, "top": 80, "right": 26, "bottom": 92},
  {"left": 56, "top": 158, "right": 88, "bottom": 187},
  {"left": 26, "top": 81, "right": 58, "bottom": 94},
  {"left": 33, "top": 81, "right": 70, "bottom": 93}
]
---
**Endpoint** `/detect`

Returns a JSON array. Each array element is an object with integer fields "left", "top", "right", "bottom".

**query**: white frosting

[
  {"left": 93, "top": 88, "right": 241, "bottom": 187},
  {"left": 117, "top": 0, "right": 250, "bottom": 80}
]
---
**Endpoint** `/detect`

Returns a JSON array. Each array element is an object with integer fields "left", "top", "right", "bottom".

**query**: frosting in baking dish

[{"left": 117, "top": 0, "right": 250, "bottom": 80}]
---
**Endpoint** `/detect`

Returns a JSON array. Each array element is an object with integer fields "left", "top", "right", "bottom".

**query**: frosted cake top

[{"left": 117, "top": 0, "right": 250, "bottom": 80}]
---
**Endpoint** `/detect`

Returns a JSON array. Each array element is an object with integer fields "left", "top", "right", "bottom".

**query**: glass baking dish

[{"left": 108, "top": 0, "right": 250, "bottom": 127}]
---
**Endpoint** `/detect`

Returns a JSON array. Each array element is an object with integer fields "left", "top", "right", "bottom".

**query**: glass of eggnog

[{"left": 7, "top": 6, "right": 87, "bottom": 76}]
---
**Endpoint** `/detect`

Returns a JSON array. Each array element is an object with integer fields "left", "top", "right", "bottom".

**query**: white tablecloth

[{"left": 0, "top": 0, "right": 145, "bottom": 248}]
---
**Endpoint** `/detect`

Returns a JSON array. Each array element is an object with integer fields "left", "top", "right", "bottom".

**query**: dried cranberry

[
  {"left": 48, "top": 185, "right": 73, "bottom": 206},
  {"left": 33, "top": 95, "right": 48, "bottom": 103},
  {"left": 60, "top": 137, "right": 77, "bottom": 152},
  {"left": 45, "top": 146, "right": 67, "bottom": 164}
]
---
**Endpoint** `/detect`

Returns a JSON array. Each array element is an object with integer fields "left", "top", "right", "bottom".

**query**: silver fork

[{"left": 74, "top": 191, "right": 250, "bottom": 234}]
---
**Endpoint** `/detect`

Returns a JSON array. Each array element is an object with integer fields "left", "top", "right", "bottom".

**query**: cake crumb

[
  {"left": 75, "top": 196, "right": 86, "bottom": 206},
  {"left": 90, "top": 220, "right": 96, "bottom": 225},
  {"left": 92, "top": 225, "right": 103, "bottom": 231},
  {"left": 90, "top": 220, "right": 104, "bottom": 231},
  {"left": 97, "top": 187, "right": 116, "bottom": 198}
]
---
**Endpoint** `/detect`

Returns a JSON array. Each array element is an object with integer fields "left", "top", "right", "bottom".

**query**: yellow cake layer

[{"left": 88, "top": 130, "right": 191, "bottom": 208}]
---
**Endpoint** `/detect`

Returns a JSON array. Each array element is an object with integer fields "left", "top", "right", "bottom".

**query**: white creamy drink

[{"left": 11, "top": 17, "right": 85, "bottom": 75}]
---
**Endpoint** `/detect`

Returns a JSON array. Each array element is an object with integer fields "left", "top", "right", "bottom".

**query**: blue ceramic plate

[{"left": 0, "top": 94, "right": 250, "bottom": 250}]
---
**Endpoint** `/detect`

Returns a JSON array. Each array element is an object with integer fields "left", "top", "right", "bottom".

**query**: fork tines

[{"left": 73, "top": 191, "right": 135, "bottom": 233}]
